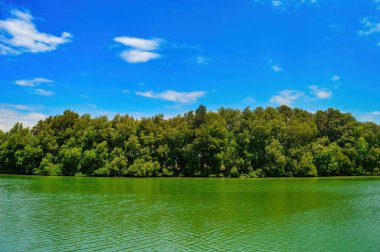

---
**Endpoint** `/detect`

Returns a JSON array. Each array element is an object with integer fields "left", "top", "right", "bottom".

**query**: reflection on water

[{"left": 1, "top": 176, "right": 380, "bottom": 251}]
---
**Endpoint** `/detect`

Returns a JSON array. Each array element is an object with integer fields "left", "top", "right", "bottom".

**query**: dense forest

[{"left": 0, "top": 105, "right": 379, "bottom": 177}]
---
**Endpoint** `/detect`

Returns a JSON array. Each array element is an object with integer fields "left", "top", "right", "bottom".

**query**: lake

[{"left": 0, "top": 175, "right": 379, "bottom": 251}]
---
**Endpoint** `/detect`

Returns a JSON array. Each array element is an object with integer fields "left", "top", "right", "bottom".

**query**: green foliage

[
  {"left": 60, "top": 147, "right": 82, "bottom": 176},
  {"left": 264, "top": 139, "right": 286, "bottom": 176},
  {"left": 0, "top": 105, "right": 379, "bottom": 177},
  {"left": 36, "top": 153, "right": 61, "bottom": 175},
  {"left": 229, "top": 167, "right": 239, "bottom": 177},
  {"left": 126, "top": 159, "right": 160, "bottom": 177}
]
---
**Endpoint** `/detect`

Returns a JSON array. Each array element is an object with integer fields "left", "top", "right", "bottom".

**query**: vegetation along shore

[{"left": 0, "top": 105, "right": 379, "bottom": 177}]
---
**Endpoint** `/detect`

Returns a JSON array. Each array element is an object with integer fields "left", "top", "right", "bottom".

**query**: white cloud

[
  {"left": 7, "top": 104, "right": 33, "bottom": 111},
  {"left": 0, "top": 103, "right": 36, "bottom": 111},
  {"left": 331, "top": 75, "right": 340, "bottom": 81},
  {"left": 271, "top": 0, "right": 283, "bottom": 7},
  {"left": 135, "top": 90, "right": 205, "bottom": 104},
  {"left": 114, "top": 36, "right": 161, "bottom": 63},
  {"left": 272, "top": 65, "right": 283, "bottom": 72},
  {"left": 309, "top": 85, "right": 332, "bottom": 99},
  {"left": 15, "top": 77, "right": 54, "bottom": 87},
  {"left": 120, "top": 50, "right": 160, "bottom": 63},
  {"left": 196, "top": 56, "right": 211, "bottom": 65},
  {"left": 15, "top": 77, "right": 56, "bottom": 96},
  {"left": 268, "top": 59, "right": 283, "bottom": 72},
  {"left": 243, "top": 96, "right": 255, "bottom": 104},
  {"left": 0, "top": 108, "right": 46, "bottom": 131},
  {"left": 32, "top": 88, "right": 54, "bottom": 96},
  {"left": 270, "top": 90, "right": 304, "bottom": 106},
  {"left": 359, "top": 110, "right": 380, "bottom": 124},
  {"left": 358, "top": 17, "right": 380, "bottom": 36},
  {"left": 376, "top": 0, "right": 380, "bottom": 10},
  {"left": 114, "top": 36, "right": 159, "bottom": 51},
  {"left": 0, "top": 9, "right": 72, "bottom": 55},
  {"left": 255, "top": 0, "right": 319, "bottom": 9}
]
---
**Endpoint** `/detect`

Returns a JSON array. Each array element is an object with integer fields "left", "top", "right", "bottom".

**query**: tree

[
  {"left": 60, "top": 147, "right": 82, "bottom": 175},
  {"left": 0, "top": 106, "right": 378, "bottom": 177},
  {"left": 264, "top": 139, "right": 286, "bottom": 176}
]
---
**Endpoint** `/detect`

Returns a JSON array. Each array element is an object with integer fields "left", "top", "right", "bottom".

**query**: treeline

[{"left": 0, "top": 105, "right": 379, "bottom": 177}]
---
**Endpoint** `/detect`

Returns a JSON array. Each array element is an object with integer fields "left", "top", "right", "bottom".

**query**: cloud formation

[
  {"left": 359, "top": 110, "right": 380, "bottom": 124},
  {"left": 0, "top": 9, "right": 72, "bottom": 55},
  {"left": 114, "top": 36, "right": 161, "bottom": 63},
  {"left": 309, "top": 85, "right": 332, "bottom": 99},
  {"left": 270, "top": 90, "right": 304, "bottom": 106},
  {"left": 272, "top": 65, "right": 283, "bottom": 72},
  {"left": 15, "top": 77, "right": 54, "bottom": 87},
  {"left": 0, "top": 107, "right": 46, "bottom": 131},
  {"left": 120, "top": 50, "right": 160, "bottom": 63},
  {"left": 15, "top": 77, "right": 55, "bottom": 96},
  {"left": 135, "top": 90, "right": 205, "bottom": 104},
  {"left": 358, "top": 18, "right": 380, "bottom": 36},
  {"left": 255, "top": 0, "right": 319, "bottom": 9},
  {"left": 32, "top": 88, "right": 55, "bottom": 96},
  {"left": 196, "top": 56, "right": 211, "bottom": 65},
  {"left": 0, "top": 103, "right": 36, "bottom": 111},
  {"left": 114, "top": 37, "right": 159, "bottom": 51},
  {"left": 243, "top": 96, "right": 255, "bottom": 104}
]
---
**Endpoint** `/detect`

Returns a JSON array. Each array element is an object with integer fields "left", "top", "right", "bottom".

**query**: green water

[{"left": 0, "top": 176, "right": 379, "bottom": 251}]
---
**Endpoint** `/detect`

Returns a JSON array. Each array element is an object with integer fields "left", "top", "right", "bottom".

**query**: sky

[{"left": 0, "top": 0, "right": 380, "bottom": 131}]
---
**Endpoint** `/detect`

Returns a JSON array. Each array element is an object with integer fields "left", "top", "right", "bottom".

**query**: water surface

[{"left": 1, "top": 176, "right": 379, "bottom": 251}]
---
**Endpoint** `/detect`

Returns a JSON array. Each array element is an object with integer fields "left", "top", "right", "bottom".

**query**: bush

[
  {"left": 248, "top": 169, "right": 263, "bottom": 178},
  {"left": 161, "top": 168, "right": 174, "bottom": 177},
  {"left": 37, "top": 154, "right": 61, "bottom": 175},
  {"left": 229, "top": 167, "right": 239, "bottom": 177},
  {"left": 239, "top": 173, "right": 250, "bottom": 178},
  {"left": 126, "top": 159, "right": 160, "bottom": 177},
  {"left": 92, "top": 167, "right": 110, "bottom": 176}
]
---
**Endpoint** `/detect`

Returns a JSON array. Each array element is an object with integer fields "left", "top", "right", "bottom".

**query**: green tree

[{"left": 264, "top": 139, "right": 286, "bottom": 176}]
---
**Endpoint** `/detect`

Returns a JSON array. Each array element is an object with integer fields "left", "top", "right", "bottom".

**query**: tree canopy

[{"left": 0, "top": 106, "right": 379, "bottom": 177}]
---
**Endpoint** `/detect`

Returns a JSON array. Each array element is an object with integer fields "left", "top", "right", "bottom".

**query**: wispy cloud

[
  {"left": 331, "top": 75, "right": 340, "bottom": 81},
  {"left": 114, "top": 36, "right": 161, "bottom": 63},
  {"left": 268, "top": 59, "right": 283, "bottom": 72},
  {"left": 272, "top": 65, "right": 283, "bottom": 72},
  {"left": 15, "top": 77, "right": 55, "bottom": 96},
  {"left": 0, "top": 103, "right": 37, "bottom": 112},
  {"left": 255, "top": 0, "right": 319, "bottom": 10},
  {"left": 270, "top": 90, "right": 304, "bottom": 106},
  {"left": 0, "top": 108, "right": 46, "bottom": 131},
  {"left": 120, "top": 50, "right": 160, "bottom": 63},
  {"left": 195, "top": 56, "right": 211, "bottom": 65},
  {"left": 243, "top": 96, "right": 255, "bottom": 104},
  {"left": 0, "top": 9, "right": 72, "bottom": 55},
  {"left": 309, "top": 85, "right": 332, "bottom": 99},
  {"left": 358, "top": 17, "right": 380, "bottom": 36},
  {"left": 15, "top": 77, "right": 54, "bottom": 87},
  {"left": 114, "top": 37, "right": 160, "bottom": 51},
  {"left": 359, "top": 110, "right": 380, "bottom": 124},
  {"left": 135, "top": 90, "right": 205, "bottom": 104},
  {"left": 32, "top": 88, "right": 54, "bottom": 96}
]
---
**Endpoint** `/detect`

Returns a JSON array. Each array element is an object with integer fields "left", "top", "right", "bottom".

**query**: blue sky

[{"left": 0, "top": 0, "right": 380, "bottom": 130}]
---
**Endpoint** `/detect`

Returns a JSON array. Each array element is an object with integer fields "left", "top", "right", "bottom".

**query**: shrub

[{"left": 229, "top": 167, "right": 239, "bottom": 177}]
